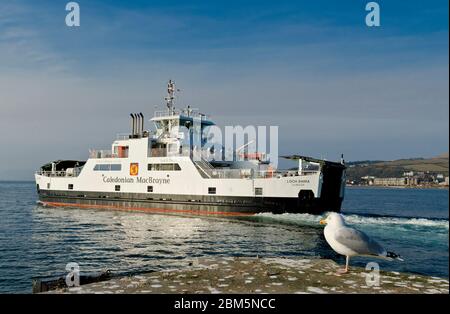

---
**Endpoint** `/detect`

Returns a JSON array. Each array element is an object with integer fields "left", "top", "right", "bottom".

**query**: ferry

[{"left": 35, "top": 80, "right": 346, "bottom": 216}]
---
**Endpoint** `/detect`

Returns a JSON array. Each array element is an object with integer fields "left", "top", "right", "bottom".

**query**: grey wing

[{"left": 334, "top": 226, "right": 386, "bottom": 256}]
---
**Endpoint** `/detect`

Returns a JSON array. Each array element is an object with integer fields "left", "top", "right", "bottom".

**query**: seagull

[{"left": 320, "top": 212, "right": 403, "bottom": 274}]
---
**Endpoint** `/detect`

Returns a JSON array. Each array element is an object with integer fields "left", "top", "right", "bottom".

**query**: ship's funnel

[
  {"left": 136, "top": 113, "right": 139, "bottom": 135},
  {"left": 130, "top": 113, "right": 135, "bottom": 136},
  {"left": 139, "top": 112, "right": 144, "bottom": 134},
  {"left": 130, "top": 113, "right": 145, "bottom": 137},
  {"left": 136, "top": 113, "right": 141, "bottom": 136},
  {"left": 133, "top": 113, "right": 137, "bottom": 136}
]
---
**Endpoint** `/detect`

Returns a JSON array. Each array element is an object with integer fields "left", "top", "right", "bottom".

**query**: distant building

[
  {"left": 373, "top": 177, "right": 408, "bottom": 186},
  {"left": 403, "top": 171, "right": 414, "bottom": 177},
  {"left": 360, "top": 173, "right": 446, "bottom": 187},
  {"left": 361, "top": 176, "right": 375, "bottom": 185},
  {"left": 435, "top": 174, "right": 445, "bottom": 183},
  {"left": 406, "top": 177, "right": 418, "bottom": 186}
]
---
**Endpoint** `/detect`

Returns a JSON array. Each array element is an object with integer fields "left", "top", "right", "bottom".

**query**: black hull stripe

[{"left": 37, "top": 190, "right": 342, "bottom": 215}]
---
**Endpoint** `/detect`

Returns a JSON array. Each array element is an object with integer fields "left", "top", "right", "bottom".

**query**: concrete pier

[{"left": 44, "top": 257, "right": 449, "bottom": 294}]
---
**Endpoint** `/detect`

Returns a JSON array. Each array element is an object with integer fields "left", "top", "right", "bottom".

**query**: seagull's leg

[{"left": 336, "top": 256, "right": 350, "bottom": 274}]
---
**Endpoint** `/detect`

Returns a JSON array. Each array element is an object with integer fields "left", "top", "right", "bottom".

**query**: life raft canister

[{"left": 266, "top": 165, "right": 274, "bottom": 178}]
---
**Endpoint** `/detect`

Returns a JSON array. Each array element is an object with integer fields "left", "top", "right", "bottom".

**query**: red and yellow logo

[{"left": 130, "top": 163, "right": 139, "bottom": 176}]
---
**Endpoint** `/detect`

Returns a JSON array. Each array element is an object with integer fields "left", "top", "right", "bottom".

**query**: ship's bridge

[
  {"left": 151, "top": 107, "right": 214, "bottom": 137},
  {"left": 149, "top": 107, "right": 215, "bottom": 157},
  {"left": 148, "top": 80, "right": 216, "bottom": 155}
]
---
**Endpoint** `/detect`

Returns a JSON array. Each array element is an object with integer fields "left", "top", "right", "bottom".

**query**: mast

[{"left": 165, "top": 79, "right": 176, "bottom": 115}]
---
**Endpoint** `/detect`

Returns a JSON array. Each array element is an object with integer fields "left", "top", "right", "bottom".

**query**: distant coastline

[
  {"left": 345, "top": 153, "right": 449, "bottom": 189},
  {"left": 0, "top": 180, "right": 34, "bottom": 183},
  {"left": 346, "top": 184, "right": 448, "bottom": 190}
]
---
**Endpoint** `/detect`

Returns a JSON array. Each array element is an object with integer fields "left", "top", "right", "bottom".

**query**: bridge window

[
  {"left": 255, "top": 187, "right": 263, "bottom": 196},
  {"left": 147, "top": 186, "right": 153, "bottom": 192},
  {"left": 114, "top": 146, "right": 129, "bottom": 158},
  {"left": 148, "top": 163, "right": 181, "bottom": 171},
  {"left": 115, "top": 185, "right": 120, "bottom": 192},
  {"left": 208, "top": 187, "right": 216, "bottom": 195},
  {"left": 94, "top": 164, "right": 122, "bottom": 171},
  {"left": 68, "top": 184, "right": 74, "bottom": 190}
]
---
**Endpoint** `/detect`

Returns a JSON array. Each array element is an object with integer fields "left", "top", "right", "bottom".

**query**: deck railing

[
  {"left": 87, "top": 146, "right": 319, "bottom": 179},
  {"left": 148, "top": 147, "right": 192, "bottom": 158},
  {"left": 116, "top": 133, "right": 130, "bottom": 140},
  {"left": 89, "top": 150, "right": 121, "bottom": 159},
  {"left": 36, "top": 167, "right": 83, "bottom": 177},
  {"left": 153, "top": 108, "right": 209, "bottom": 120},
  {"left": 198, "top": 168, "right": 319, "bottom": 179}
]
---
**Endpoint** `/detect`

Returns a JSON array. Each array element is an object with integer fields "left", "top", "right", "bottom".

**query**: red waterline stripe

[{"left": 41, "top": 201, "right": 255, "bottom": 217}]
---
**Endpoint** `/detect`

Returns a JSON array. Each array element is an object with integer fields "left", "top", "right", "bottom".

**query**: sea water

[{"left": 0, "top": 182, "right": 448, "bottom": 293}]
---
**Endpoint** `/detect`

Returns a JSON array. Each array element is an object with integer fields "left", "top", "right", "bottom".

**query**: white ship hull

[{"left": 35, "top": 154, "right": 346, "bottom": 216}]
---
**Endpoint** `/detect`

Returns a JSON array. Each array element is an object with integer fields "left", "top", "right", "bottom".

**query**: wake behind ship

[{"left": 35, "top": 81, "right": 346, "bottom": 216}]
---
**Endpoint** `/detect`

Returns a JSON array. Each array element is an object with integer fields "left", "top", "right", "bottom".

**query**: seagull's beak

[{"left": 319, "top": 219, "right": 327, "bottom": 225}]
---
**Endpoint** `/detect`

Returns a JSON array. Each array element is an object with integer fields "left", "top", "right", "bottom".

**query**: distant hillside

[
  {"left": 346, "top": 153, "right": 449, "bottom": 182},
  {"left": 346, "top": 160, "right": 386, "bottom": 166}
]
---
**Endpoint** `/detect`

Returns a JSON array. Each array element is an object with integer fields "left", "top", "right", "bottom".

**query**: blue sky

[{"left": 0, "top": 0, "right": 448, "bottom": 180}]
